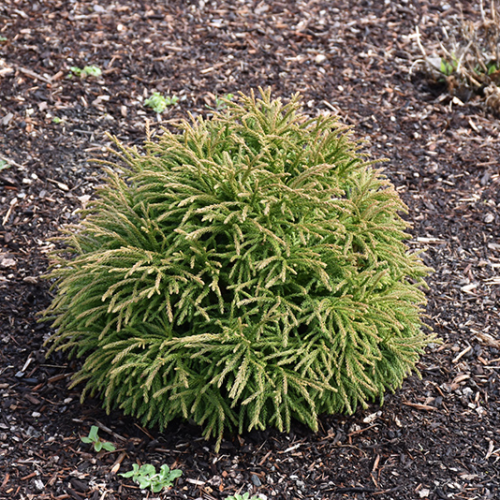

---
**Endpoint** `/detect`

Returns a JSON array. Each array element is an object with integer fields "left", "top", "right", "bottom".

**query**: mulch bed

[{"left": 1, "top": 1, "right": 500, "bottom": 499}]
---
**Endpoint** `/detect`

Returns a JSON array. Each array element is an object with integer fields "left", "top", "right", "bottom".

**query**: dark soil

[{"left": 1, "top": 1, "right": 500, "bottom": 499}]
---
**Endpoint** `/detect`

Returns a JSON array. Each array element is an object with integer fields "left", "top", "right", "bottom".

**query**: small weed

[
  {"left": 81, "top": 426, "right": 116, "bottom": 453},
  {"left": 120, "top": 464, "right": 182, "bottom": 493},
  {"left": 144, "top": 92, "right": 178, "bottom": 113},
  {"left": 440, "top": 55, "right": 459, "bottom": 77},
  {"left": 52, "top": 117, "right": 62, "bottom": 124},
  {"left": 215, "top": 93, "right": 234, "bottom": 110},
  {"left": 485, "top": 60, "right": 500, "bottom": 75},
  {"left": 226, "top": 493, "right": 264, "bottom": 500},
  {"left": 0, "top": 36, "right": 7, "bottom": 42},
  {"left": 69, "top": 65, "right": 102, "bottom": 78},
  {"left": 0, "top": 160, "right": 10, "bottom": 171},
  {"left": 413, "top": 0, "right": 500, "bottom": 111},
  {"left": 206, "top": 93, "right": 235, "bottom": 111}
]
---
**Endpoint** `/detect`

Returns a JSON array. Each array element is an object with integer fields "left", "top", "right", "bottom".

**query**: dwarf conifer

[{"left": 43, "top": 89, "right": 434, "bottom": 450}]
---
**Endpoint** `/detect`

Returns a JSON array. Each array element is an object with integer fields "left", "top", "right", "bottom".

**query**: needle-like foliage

[{"left": 43, "top": 89, "right": 434, "bottom": 450}]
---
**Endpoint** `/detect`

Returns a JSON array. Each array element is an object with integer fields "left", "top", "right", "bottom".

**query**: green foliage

[
  {"left": 439, "top": 55, "right": 459, "bottom": 77},
  {"left": 145, "top": 92, "right": 178, "bottom": 113},
  {"left": 209, "top": 93, "right": 235, "bottom": 111},
  {"left": 226, "top": 493, "right": 264, "bottom": 500},
  {"left": 0, "top": 160, "right": 10, "bottom": 171},
  {"left": 81, "top": 425, "right": 116, "bottom": 452},
  {"left": 485, "top": 60, "right": 499, "bottom": 75},
  {"left": 217, "top": 93, "right": 234, "bottom": 109},
  {"left": 414, "top": 1, "right": 500, "bottom": 110},
  {"left": 43, "top": 88, "right": 434, "bottom": 451},
  {"left": 120, "top": 464, "right": 182, "bottom": 492},
  {"left": 70, "top": 65, "right": 102, "bottom": 78}
]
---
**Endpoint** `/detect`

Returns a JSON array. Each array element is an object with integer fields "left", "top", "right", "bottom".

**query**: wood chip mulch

[{"left": 1, "top": 1, "right": 499, "bottom": 499}]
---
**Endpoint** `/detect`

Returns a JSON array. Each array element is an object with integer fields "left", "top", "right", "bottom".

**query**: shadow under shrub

[{"left": 43, "top": 89, "right": 434, "bottom": 449}]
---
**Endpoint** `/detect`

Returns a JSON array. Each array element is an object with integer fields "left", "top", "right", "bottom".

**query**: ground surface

[{"left": 1, "top": 1, "right": 500, "bottom": 499}]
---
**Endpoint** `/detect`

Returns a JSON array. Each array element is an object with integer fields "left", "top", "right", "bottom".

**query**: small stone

[
  {"left": 349, "top": 423, "right": 361, "bottom": 433},
  {"left": 251, "top": 474, "right": 262, "bottom": 487},
  {"left": 315, "top": 54, "right": 327, "bottom": 64},
  {"left": 484, "top": 213, "right": 494, "bottom": 223},
  {"left": 34, "top": 479, "right": 45, "bottom": 492},
  {"left": 0, "top": 256, "right": 16, "bottom": 268},
  {"left": 363, "top": 411, "right": 381, "bottom": 424},
  {"left": 1, "top": 112, "right": 14, "bottom": 126}
]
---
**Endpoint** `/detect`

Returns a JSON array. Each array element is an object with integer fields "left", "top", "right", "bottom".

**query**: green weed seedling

[
  {"left": 120, "top": 464, "right": 182, "bottom": 493},
  {"left": 144, "top": 92, "right": 178, "bottom": 113},
  {"left": 413, "top": 3, "right": 500, "bottom": 112},
  {"left": 439, "top": 56, "right": 458, "bottom": 77},
  {"left": 81, "top": 425, "right": 116, "bottom": 452},
  {"left": 70, "top": 65, "right": 102, "bottom": 78},
  {"left": 215, "top": 93, "right": 234, "bottom": 110},
  {"left": 486, "top": 61, "right": 499, "bottom": 76},
  {"left": 226, "top": 493, "right": 264, "bottom": 500},
  {"left": 206, "top": 93, "right": 235, "bottom": 111},
  {"left": 0, "top": 160, "right": 10, "bottom": 172}
]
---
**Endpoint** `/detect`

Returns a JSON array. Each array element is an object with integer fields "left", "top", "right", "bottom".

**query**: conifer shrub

[{"left": 43, "top": 89, "right": 434, "bottom": 449}]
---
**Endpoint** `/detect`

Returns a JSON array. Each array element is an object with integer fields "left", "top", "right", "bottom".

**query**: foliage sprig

[
  {"left": 70, "top": 65, "right": 102, "bottom": 78},
  {"left": 81, "top": 425, "right": 116, "bottom": 452},
  {"left": 120, "top": 464, "right": 182, "bottom": 492},
  {"left": 145, "top": 92, "right": 178, "bottom": 113}
]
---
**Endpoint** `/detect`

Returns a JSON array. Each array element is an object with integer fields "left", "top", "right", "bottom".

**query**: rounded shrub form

[{"left": 44, "top": 89, "right": 433, "bottom": 448}]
